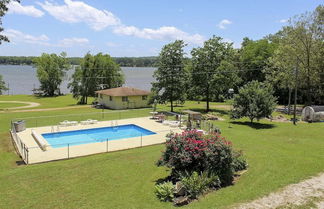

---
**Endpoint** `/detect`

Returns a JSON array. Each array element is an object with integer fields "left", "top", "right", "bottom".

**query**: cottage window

[
  {"left": 109, "top": 96, "right": 113, "bottom": 101},
  {"left": 122, "top": 96, "right": 128, "bottom": 102},
  {"left": 99, "top": 94, "right": 103, "bottom": 99},
  {"left": 142, "top": 95, "right": 147, "bottom": 100}
]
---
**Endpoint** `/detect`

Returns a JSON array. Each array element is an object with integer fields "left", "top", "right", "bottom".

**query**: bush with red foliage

[{"left": 157, "top": 130, "right": 244, "bottom": 185}]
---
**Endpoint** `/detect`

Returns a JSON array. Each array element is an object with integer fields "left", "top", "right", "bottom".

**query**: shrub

[
  {"left": 154, "top": 181, "right": 175, "bottom": 202},
  {"left": 180, "top": 171, "right": 220, "bottom": 199},
  {"left": 157, "top": 130, "right": 236, "bottom": 185},
  {"left": 232, "top": 150, "right": 248, "bottom": 172},
  {"left": 230, "top": 81, "right": 277, "bottom": 123}
]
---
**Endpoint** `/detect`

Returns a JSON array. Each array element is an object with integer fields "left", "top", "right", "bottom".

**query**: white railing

[{"left": 10, "top": 122, "right": 29, "bottom": 164}]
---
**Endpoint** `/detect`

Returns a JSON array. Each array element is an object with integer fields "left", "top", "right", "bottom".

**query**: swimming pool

[{"left": 42, "top": 124, "right": 156, "bottom": 148}]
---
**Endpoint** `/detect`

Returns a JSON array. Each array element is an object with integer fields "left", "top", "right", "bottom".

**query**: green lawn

[
  {"left": 0, "top": 94, "right": 94, "bottom": 109},
  {"left": 0, "top": 102, "right": 27, "bottom": 110},
  {"left": 0, "top": 101, "right": 323, "bottom": 209}
]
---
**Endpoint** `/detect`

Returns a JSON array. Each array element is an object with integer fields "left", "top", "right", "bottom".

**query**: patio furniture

[
  {"left": 169, "top": 121, "right": 180, "bottom": 127},
  {"left": 150, "top": 111, "right": 159, "bottom": 119},
  {"left": 59, "top": 120, "right": 78, "bottom": 126},
  {"left": 156, "top": 114, "right": 166, "bottom": 122},
  {"left": 81, "top": 119, "right": 98, "bottom": 125},
  {"left": 162, "top": 120, "right": 170, "bottom": 125}
]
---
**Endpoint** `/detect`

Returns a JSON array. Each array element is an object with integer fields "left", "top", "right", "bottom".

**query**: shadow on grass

[
  {"left": 189, "top": 108, "right": 229, "bottom": 115},
  {"left": 15, "top": 160, "right": 26, "bottom": 166},
  {"left": 230, "top": 121, "right": 276, "bottom": 129}
]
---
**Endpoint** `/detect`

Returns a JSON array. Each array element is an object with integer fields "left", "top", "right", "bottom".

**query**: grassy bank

[
  {"left": 0, "top": 94, "right": 94, "bottom": 109},
  {"left": 0, "top": 101, "right": 323, "bottom": 208}
]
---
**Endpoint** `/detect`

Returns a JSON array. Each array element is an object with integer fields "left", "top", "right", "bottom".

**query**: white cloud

[
  {"left": 58, "top": 37, "right": 89, "bottom": 47},
  {"left": 113, "top": 25, "right": 205, "bottom": 45},
  {"left": 279, "top": 19, "right": 288, "bottom": 23},
  {"left": 3, "top": 29, "right": 49, "bottom": 45},
  {"left": 7, "top": 1, "right": 44, "bottom": 17},
  {"left": 37, "top": 0, "right": 204, "bottom": 44},
  {"left": 217, "top": 19, "right": 232, "bottom": 29},
  {"left": 3, "top": 29, "right": 89, "bottom": 47},
  {"left": 38, "top": 0, "right": 120, "bottom": 31}
]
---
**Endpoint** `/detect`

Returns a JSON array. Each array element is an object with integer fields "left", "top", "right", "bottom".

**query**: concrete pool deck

[{"left": 15, "top": 117, "right": 183, "bottom": 164}]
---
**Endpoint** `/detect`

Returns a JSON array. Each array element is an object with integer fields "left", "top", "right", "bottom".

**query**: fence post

[
  {"left": 26, "top": 147, "right": 29, "bottom": 165},
  {"left": 106, "top": 138, "right": 108, "bottom": 152},
  {"left": 67, "top": 144, "right": 70, "bottom": 159}
]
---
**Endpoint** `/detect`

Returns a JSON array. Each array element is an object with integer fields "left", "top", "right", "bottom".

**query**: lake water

[{"left": 0, "top": 65, "right": 156, "bottom": 95}]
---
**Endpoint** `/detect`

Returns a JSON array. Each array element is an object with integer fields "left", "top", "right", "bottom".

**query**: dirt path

[
  {"left": 234, "top": 173, "right": 324, "bottom": 209},
  {"left": 0, "top": 105, "right": 91, "bottom": 113},
  {"left": 0, "top": 101, "right": 40, "bottom": 109}
]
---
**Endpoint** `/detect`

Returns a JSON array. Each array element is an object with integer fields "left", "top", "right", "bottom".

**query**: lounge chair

[{"left": 169, "top": 121, "right": 180, "bottom": 127}]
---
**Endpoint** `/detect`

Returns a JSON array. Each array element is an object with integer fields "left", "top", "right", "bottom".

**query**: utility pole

[
  {"left": 7, "top": 83, "right": 9, "bottom": 95},
  {"left": 293, "top": 62, "right": 299, "bottom": 125}
]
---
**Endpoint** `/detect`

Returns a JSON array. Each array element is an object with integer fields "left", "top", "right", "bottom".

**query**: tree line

[
  {"left": 151, "top": 5, "right": 324, "bottom": 112},
  {"left": 0, "top": 4, "right": 323, "bottom": 110},
  {"left": 0, "top": 56, "right": 159, "bottom": 67}
]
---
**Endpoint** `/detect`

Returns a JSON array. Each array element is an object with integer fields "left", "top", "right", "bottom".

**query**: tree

[
  {"left": 269, "top": 5, "right": 324, "bottom": 105},
  {"left": 34, "top": 52, "right": 70, "bottom": 96},
  {"left": 231, "top": 81, "right": 277, "bottom": 123},
  {"left": 238, "top": 38, "right": 277, "bottom": 83},
  {"left": 69, "top": 52, "right": 124, "bottom": 104},
  {"left": 0, "top": 74, "right": 8, "bottom": 94},
  {"left": 151, "top": 40, "right": 188, "bottom": 112},
  {"left": 190, "top": 36, "right": 236, "bottom": 111},
  {"left": 0, "top": 0, "right": 19, "bottom": 44}
]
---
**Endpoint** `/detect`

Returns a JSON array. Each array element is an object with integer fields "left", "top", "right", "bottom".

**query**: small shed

[
  {"left": 301, "top": 106, "right": 324, "bottom": 122},
  {"left": 96, "top": 87, "right": 151, "bottom": 110}
]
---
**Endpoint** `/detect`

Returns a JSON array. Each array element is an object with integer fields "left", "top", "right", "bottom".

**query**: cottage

[
  {"left": 95, "top": 87, "right": 151, "bottom": 110},
  {"left": 301, "top": 106, "right": 324, "bottom": 122}
]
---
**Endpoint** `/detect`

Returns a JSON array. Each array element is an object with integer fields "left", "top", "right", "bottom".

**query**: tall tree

[
  {"left": 151, "top": 40, "right": 188, "bottom": 112},
  {"left": 190, "top": 36, "right": 235, "bottom": 112},
  {"left": 238, "top": 38, "right": 277, "bottom": 83},
  {"left": 266, "top": 5, "right": 324, "bottom": 105},
  {"left": 0, "top": 0, "right": 19, "bottom": 44},
  {"left": 69, "top": 53, "right": 124, "bottom": 104},
  {"left": 34, "top": 52, "right": 70, "bottom": 96},
  {"left": 0, "top": 74, "right": 8, "bottom": 94}
]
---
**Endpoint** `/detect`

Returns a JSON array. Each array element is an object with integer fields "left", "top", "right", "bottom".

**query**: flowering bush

[{"left": 157, "top": 130, "right": 245, "bottom": 185}]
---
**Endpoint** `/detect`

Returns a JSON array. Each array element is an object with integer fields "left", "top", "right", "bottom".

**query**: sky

[{"left": 0, "top": 0, "right": 321, "bottom": 57}]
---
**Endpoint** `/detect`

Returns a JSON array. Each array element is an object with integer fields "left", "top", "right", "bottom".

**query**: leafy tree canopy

[
  {"left": 68, "top": 52, "right": 124, "bottom": 104},
  {"left": 34, "top": 52, "right": 70, "bottom": 97},
  {"left": 231, "top": 81, "right": 277, "bottom": 123},
  {"left": 151, "top": 40, "right": 188, "bottom": 112}
]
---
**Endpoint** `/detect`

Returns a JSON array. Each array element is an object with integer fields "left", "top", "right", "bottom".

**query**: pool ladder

[
  {"left": 51, "top": 126, "right": 60, "bottom": 133},
  {"left": 111, "top": 120, "right": 118, "bottom": 128}
]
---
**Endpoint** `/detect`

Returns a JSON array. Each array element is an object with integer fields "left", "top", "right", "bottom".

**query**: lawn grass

[
  {"left": 0, "top": 94, "right": 94, "bottom": 109},
  {"left": 0, "top": 101, "right": 323, "bottom": 209},
  {"left": 0, "top": 102, "right": 27, "bottom": 110}
]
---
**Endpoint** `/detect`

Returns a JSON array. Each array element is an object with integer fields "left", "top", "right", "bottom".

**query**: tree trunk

[
  {"left": 206, "top": 85, "right": 210, "bottom": 112},
  {"left": 170, "top": 99, "right": 173, "bottom": 112},
  {"left": 288, "top": 88, "right": 292, "bottom": 115}
]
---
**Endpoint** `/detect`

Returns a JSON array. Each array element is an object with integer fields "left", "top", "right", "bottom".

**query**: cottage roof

[{"left": 96, "top": 87, "right": 150, "bottom": 97}]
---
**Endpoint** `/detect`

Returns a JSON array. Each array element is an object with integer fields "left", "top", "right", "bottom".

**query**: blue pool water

[{"left": 42, "top": 124, "right": 156, "bottom": 148}]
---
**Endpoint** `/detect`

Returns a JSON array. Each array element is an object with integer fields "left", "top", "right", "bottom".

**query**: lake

[{"left": 0, "top": 65, "right": 156, "bottom": 95}]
